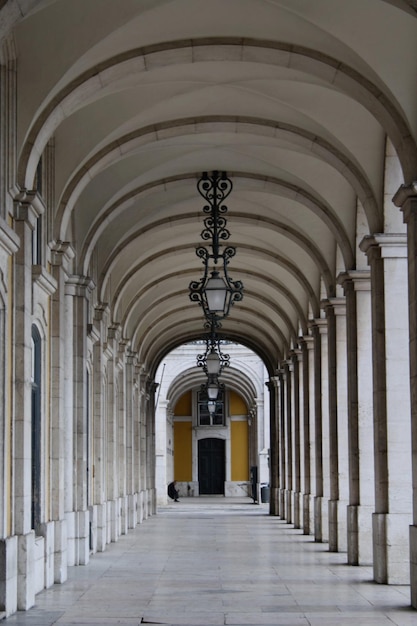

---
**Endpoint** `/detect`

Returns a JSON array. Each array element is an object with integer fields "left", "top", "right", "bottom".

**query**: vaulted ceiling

[{"left": 5, "top": 0, "right": 417, "bottom": 374}]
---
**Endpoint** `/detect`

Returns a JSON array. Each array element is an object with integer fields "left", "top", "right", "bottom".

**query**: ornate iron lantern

[{"left": 189, "top": 171, "right": 243, "bottom": 322}]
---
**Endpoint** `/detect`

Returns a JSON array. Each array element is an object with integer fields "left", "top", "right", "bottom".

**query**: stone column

[
  {"left": 133, "top": 364, "right": 141, "bottom": 509},
  {"left": 65, "top": 275, "right": 94, "bottom": 566},
  {"left": 339, "top": 271, "right": 374, "bottom": 566},
  {"left": 49, "top": 242, "right": 74, "bottom": 583},
  {"left": 125, "top": 351, "right": 137, "bottom": 529},
  {"left": 283, "top": 363, "right": 293, "bottom": 523},
  {"left": 138, "top": 372, "right": 148, "bottom": 519},
  {"left": 117, "top": 341, "right": 128, "bottom": 535},
  {"left": 0, "top": 216, "right": 19, "bottom": 616},
  {"left": 267, "top": 377, "right": 280, "bottom": 516},
  {"left": 105, "top": 324, "right": 119, "bottom": 542},
  {"left": 360, "top": 234, "right": 412, "bottom": 584},
  {"left": 324, "top": 298, "right": 349, "bottom": 553},
  {"left": 90, "top": 304, "right": 107, "bottom": 552},
  {"left": 278, "top": 371, "right": 286, "bottom": 518},
  {"left": 147, "top": 380, "right": 158, "bottom": 515},
  {"left": 291, "top": 350, "right": 302, "bottom": 529},
  {"left": 310, "top": 319, "right": 329, "bottom": 543},
  {"left": 304, "top": 335, "right": 316, "bottom": 535},
  {"left": 393, "top": 183, "right": 417, "bottom": 606},
  {"left": 13, "top": 191, "right": 44, "bottom": 610}
]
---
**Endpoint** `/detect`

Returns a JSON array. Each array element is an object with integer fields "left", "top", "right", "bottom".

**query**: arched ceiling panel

[{"left": 5, "top": 0, "right": 417, "bottom": 373}]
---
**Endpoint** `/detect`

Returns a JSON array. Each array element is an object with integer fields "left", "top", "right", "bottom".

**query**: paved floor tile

[{"left": 3, "top": 498, "right": 415, "bottom": 626}]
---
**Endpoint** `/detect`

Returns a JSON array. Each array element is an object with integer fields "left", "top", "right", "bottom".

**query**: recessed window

[{"left": 198, "top": 388, "right": 224, "bottom": 426}]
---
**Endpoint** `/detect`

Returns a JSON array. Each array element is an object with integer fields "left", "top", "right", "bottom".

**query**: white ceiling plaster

[{"left": 3, "top": 0, "right": 417, "bottom": 372}]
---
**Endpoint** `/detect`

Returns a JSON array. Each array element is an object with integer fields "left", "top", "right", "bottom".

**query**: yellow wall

[
  {"left": 230, "top": 390, "right": 247, "bottom": 415},
  {"left": 174, "top": 391, "right": 192, "bottom": 416},
  {"left": 231, "top": 420, "right": 249, "bottom": 481},
  {"left": 173, "top": 421, "right": 192, "bottom": 481}
]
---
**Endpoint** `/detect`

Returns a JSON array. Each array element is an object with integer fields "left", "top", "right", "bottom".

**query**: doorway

[{"left": 198, "top": 438, "right": 225, "bottom": 495}]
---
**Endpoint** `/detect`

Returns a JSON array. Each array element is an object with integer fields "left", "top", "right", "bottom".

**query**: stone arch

[{"left": 17, "top": 38, "right": 417, "bottom": 193}]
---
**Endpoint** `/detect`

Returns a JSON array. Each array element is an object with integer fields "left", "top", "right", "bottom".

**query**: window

[
  {"left": 198, "top": 388, "right": 224, "bottom": 426},
  {"left": 31, "top": 325, "right": 42, "bottom": 531}
]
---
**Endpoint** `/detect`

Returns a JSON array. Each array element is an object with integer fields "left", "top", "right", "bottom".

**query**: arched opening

[{"left": 155, "top": 341, "right": 268, "bottom": 504}]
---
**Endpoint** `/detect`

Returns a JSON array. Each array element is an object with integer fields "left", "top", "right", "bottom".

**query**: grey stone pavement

[{"left": 2, "top": 498, "right": 415, "bottom": 626}]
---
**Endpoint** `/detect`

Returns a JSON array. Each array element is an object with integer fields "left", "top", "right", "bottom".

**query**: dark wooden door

[{"left": 198, "top": 438, "right": 225, "bottom": 495}]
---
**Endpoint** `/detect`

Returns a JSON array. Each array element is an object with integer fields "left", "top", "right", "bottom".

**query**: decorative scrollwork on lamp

[{"left": 189, "top": 171, "right": 244, "bottom": 322}]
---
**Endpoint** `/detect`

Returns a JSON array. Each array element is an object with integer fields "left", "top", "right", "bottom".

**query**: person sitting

[{"left": 167, "top": 480, "right": 180, "bottom": 502}]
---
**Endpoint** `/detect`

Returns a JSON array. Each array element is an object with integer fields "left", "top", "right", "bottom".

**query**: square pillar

[{"left": 361, "top": 234, "right": 412, "bottom": 584}]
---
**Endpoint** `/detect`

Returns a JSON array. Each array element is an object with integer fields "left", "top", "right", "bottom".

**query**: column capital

[
  {"left": 309, "top": 317, "right": 327, "bottom": 334},
  {"left": 337, "top": 270, "right": 371, "bottom": 292},
  {"left": 300, "top": 334, "right": 314, "bottom": 350},
  {"left": 359, "top": 233, "right": 407, "bottom": 260},
  {"left": 322, "top": 297, "right": 346, "bottom": 316},
  {"left": 126, "top": 349, "right": 138, "bottom": 365},
  {"left": 50, "top": 240, "right": 75, "bottom": 270},
  {"left": 290, "top": 347, "right": 303, "bottom": 361},
  {"left": 107, "top": 323, "right": 121, "bottom": 341},
  {"left": 65, "top": 275, "right": 95, "bottom": 297},
  {"left": 392, "top": 181, "right": 417, "bottom": 208},
  {"left": 94, "top": 302, "right": 110, "bottom": 322},
  {"left": 13, "top": 189, "right": 45, "bottom": 227},
  {"left": 118, "top": 337, "right": 130, "bottom": 358},
  {"left": 267, "top": 374, "right": 282, "bottom": 390}
]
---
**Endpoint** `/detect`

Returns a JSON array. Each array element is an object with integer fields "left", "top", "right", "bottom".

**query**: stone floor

[{"left": 2, "top": 498, "right": 415, "bottom": 625}]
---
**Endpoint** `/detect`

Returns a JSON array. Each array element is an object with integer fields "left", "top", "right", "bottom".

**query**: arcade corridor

[
  {"left": 1, "top": 0, "right": 417, "bottom": 619},
  {"left": 2, "top": 499, "right": 414, "bottom": 626}
]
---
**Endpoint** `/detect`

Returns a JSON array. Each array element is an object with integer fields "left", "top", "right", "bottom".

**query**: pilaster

[
  {"left": 49, "top": 241, "right": 74, "bottom": 584},
  {"left": 339, "top": 270, "right": 374, "bottom": 565},
  {"left": 360, "top": 233, "right": 412, "bottom": 584},
  {"left": 282, "top": 363, "right": 292, "bottom": 523},
  {"left": 11, "top": 193, "right": 44, "bottom": 611},
  {"left": 310, "top": 318, "right": 329, "bottom": 543},
  {"left": 291, "top": 350, "right": 302, "bottom": 529},
  {"left": 323, "top": 298, "right": 349, "bottom": 553},
  {"left": 65, "top": 275, "right": 95, "bottom": 565},
  {"left": 303, "top": 335, "right": 315, "bottom": 535},
  {"left": 266, "top": 377, "right": 280, "bottom": 516},
  {"left": 393, "top": 182, "right": 417, "bottom": 606}
]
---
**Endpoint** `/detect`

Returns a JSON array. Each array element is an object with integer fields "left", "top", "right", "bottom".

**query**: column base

[
  {"left": 285, "top": 489, "right": 292, "bottom": 523},
  {"left": 373, "top": 512, "right": 410, "bottom": 584},
  {"left": 138, "top": 491, "right": 144, "bottom": 524},
  {"left": 279, "top": 488, "right": 285, "bottom": 519},
  {"left": 347, "top": 504, "right": 373, "bottom": 565},
  {"left": 53, "top": 519, "right": 67, "bottom": 583},
  {"left": 293, "top": 491, "right": 301, "bottom": 529},
  {"left": 33, "top": 535, "right": 45, "bottom": 595},
  {"left": 38, "top": 521, "right": 55, "bottom": 588},
  {"left": 120, "top": 496, "right": 128, "bottom": 536},
  {"left": 75, "top": 510, "right": 90, "bottom": 566},
  {"left": 302, "top": 493, "right": 312, "bottom": 535},
  {"left": 269, "top": 487, "right": 279, "bottom": 516},
  {"left": 107, "top": 500, "right": 119, "bottom": 543},
  {"left": 314, "top": 496, "right": 329, "bottom": 543},
  {"left": 329, "top": 500, "right": 348, "bottom": 553},
  {"left": 96, "top": 503, "right": 107, "bottom": 552},
  {"left": 410, "top": 525, "right": 417, "bottom": 609},
  {"left": 65, "top": 511, "right": 76, "bottom": 566},
  {"left": 128, "top": 494, "right": 137, "bottom": 528},
  {"left": 0, "top": 536, "right": 17, "bottom": 617},
  {"left": 17, "top": 531, "right": 35, "bottom": 611}
]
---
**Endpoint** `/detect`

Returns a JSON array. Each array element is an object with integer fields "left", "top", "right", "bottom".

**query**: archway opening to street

[{"left": 154, "top": 341, "right": 270, "bottom": 505}]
